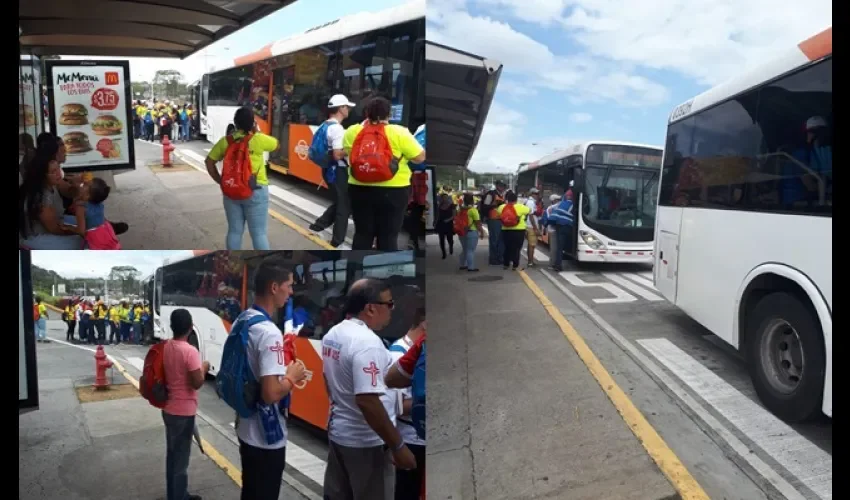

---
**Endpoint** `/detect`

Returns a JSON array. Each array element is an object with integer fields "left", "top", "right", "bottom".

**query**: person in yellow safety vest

[
  {"left": 342, "top": 96, "right": 425, "bottom": 251},
  {"left": 34, "top": 296, "right": 49, "bottom": 343},
  {"left": 132, "top": 301, "right": 144, "bottom": 345},
  {"left": 64, "top": 301, "right": 77, "bottom": 342},
  {"left": 94, "top": 297, "right": 109, "bottom": 345},
  {"left": 119, "top": 300, "right": 132, "bottom": 344},
  {"left": 108, "top": 301, "right": 121, "bottom": 345}
]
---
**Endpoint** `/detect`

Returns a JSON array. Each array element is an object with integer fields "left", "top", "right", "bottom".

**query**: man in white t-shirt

[
  {"left": 309, "top": 94, "right": 356, "bottom": 248},
  {"left": 235, "top": 260, "right": 307, "bottom": 500},
  {"left": 525, "top": 187, "right": 542, "bottom": 267},
  {"left": 322, "top": 278, "right": 417, "bottom": 500},
  {"left": 388, "top": 299, "right": 426, "bottom": 500}
]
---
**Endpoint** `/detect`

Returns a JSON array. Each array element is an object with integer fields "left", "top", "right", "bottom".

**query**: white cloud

[
  {"left": 31, "top": 251, "right": 186, "bottom": 278},
  {"left": 569, "top": 112, "right": 592, "bottom": 123}
]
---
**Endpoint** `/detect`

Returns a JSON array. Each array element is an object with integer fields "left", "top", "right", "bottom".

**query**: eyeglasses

[{"left": 372, "top": 300, "right": 395, "bottom": 310}]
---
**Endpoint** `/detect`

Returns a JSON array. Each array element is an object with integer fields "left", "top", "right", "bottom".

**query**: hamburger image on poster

[
  {"left": 63, "top": 131, "right": 92, "bottom": 154},
  {"left": 92, "top": 114, "right": 123, "bottom": 136}
]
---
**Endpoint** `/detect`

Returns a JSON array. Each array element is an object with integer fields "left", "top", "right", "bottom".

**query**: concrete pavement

[
  {"left": 19, "top": 325, "right": 241, "bottom": 500},
  {"left": 102, "top": 140, "right": 324, "bottom": 250},
  {"left": 425, "top": 234, "right": 678, "bottom": 500}
]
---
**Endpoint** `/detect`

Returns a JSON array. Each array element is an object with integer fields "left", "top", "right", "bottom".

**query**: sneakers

[{"left": 308, "top": 223, "right": 323, "bottom": 232}]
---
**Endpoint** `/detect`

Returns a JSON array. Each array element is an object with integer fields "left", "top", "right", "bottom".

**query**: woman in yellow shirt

[
  {"left": 34, "top": 296, "right": 49, "bottom": 342},
  {"left": 458, "top": 193, "right": 485, "bottom": 272},
  {"left": 495, "top": 190, "right": 532, "bottom": 270},
  {"left": 205, "top": 107, "right": 280, "bottom": 250}
]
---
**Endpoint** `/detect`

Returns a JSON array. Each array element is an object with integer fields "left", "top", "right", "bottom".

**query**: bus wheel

[{"left": 746, "top": 292, "right": 825, "bottom": 423}]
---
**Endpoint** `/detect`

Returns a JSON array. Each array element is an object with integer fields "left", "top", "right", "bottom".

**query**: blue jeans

[
  {"left": 487, "top": 219, "right": 504, "bottom": 265},
  {"left": 459, "top": 230, "right": 479, "bottom": 269},
  {"left": 36, "top": 318, "right": 47, "bottom": 340},
  {"left": 222, "top": 185, "right": 270, "bottom": 250},
  {"left": 551, "top": 225, "right": 572, "bottom": 269},
  {"left": 21, "top": 217, "right": 84, "bottom": 250},
  {"left": 181, "top": 122, "right": 190, "bottom": 140},
  {"left": 162, "top": 412, "right": 195, "bottom": 500},
  {"left": 133, "top": 322, "right": 142, "bottom": 344}
]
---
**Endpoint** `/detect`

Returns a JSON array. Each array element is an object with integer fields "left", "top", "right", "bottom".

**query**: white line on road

[
  {"left": 604, "top": 273, "right": 664, "bottom": 301},
  {"left": 559, "top": 271, "right": 637, "bottom": 304},
  {"left": 639, "top": 338, "right": 832, "bottom": 500},
  {"left": 537, "top": 269, "right": 810, "bottom": 500},
  {"left": 181, "top": 149, "right": 207, "bottom": 164},
  {"left": 621, "top": 272, "right": 659, "bottom": 291}
]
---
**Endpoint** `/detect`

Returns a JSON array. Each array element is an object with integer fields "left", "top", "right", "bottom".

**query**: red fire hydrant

[
  {"left": 162, "top": 135, "right": 175, "bottom": 167},
  {"left": 94, "top": 345, "right": 113, "bottom": 390}
]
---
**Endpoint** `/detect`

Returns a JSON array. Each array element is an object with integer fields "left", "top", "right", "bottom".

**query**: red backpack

[
  {"left": 500, "top": 203, "right": 520, "bottom": 227},
  {"left": 139, "top": 340, "right": 169, "bottom": 409},
  {"left": 349, "top": 123, "right": 398, "bottom": 183},
  {"left": 220, "top": 133, "right": 254, "bottom": 200},
  {"left": 33, "top": 304, "right": 40, "bottom": 321},
  {"left": 453, "top": 207, "right": 470, "bottom": 236}
]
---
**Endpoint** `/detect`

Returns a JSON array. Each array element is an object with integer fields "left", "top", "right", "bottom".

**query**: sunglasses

[{"left": 371, "top": 300, "right": 395, "bottom": 310}]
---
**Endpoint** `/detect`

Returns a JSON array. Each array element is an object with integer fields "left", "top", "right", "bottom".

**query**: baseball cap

[
  {"left": 529, "top": 187, "right": 540, "bottom": 194},
  {"left": 328, "top": 94, "right": 356, "bottom": 108},
  {"left": 549, "top": 194, "right": 562, "bottom": 202},
  {"left": 806, "top": 116, "right": 827, "bottom": 130}
]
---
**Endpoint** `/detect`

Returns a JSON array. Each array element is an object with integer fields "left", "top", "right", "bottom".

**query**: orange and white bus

[
  {"left": 149, "top": 250, "right": 423, "bottom": 430},
  {"left": 197, "top": 0, "right": 425, "bottom": 188}
]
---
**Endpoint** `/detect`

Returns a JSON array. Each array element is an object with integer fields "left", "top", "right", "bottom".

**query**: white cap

[
  {"left": 549, "top": 194, "right": 562, "bottom": 202},
  {"left": 806, "top": 116, "right": 827, "bottom": 130},
  {"left": 328, "top": 94, "right": 356, "bottom": 108},
  {"left": 529, "top": 187, "right": 540, "bottom": 194},
  {"left": 569, "top": 180, "right": 574, "bottom": 187}
]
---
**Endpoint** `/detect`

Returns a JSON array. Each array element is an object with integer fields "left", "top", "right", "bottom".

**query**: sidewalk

[
  {"left": 102, "top": 140, "right": 321, "bottom": 250},
  {"left": 424, "top": 234, "right": 677, "bottom": 500},
  {"left": 19, "top": 323, "right": 241, "bottom": 500}
]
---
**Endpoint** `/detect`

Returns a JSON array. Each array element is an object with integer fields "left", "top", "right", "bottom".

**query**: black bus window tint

[
  {"left": 659, "top": 117, "right": 695, "bottom": 207},
  {"left": 752, "top": 58, "right": 831, "bottom": 215},
  {"left": 581, "top": 166, "right": 608, "bottom": 220},
  {"left": 269, "top": 64, "right": 296, "bottom": 165},
  {"left": 538, "top": 160, "right": 569, "bottom": 203},
  {"left": 688, "top": 96, "right": 761, "bottom": 209}
]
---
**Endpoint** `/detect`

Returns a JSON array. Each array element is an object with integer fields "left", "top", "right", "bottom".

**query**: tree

[
  {"left": 153, "top": 69, "right": 185, "bottom": 99},
  {"left": 108, "top": 266, "right": 141, "bottom": 295}
]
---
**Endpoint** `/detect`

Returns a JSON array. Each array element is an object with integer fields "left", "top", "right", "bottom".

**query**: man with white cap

[
  {"left": 309, "top": 94, "right": 357, "bottom": 247},
  {"left": 540, "top": 189, "right": 575, "bottom": 272}
]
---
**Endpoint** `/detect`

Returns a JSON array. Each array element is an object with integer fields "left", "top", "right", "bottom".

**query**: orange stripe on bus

[
  {"left": 233, "top": 45, "right": 273, "bottom": 67},
  {"left": 798, "top": 27, "right": 832, "bottom": 61}
]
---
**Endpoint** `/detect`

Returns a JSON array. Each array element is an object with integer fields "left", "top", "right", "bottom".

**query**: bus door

[
  {"left": 200, "top": 74, "right": 209, "bottom": 136},
  {"left": 569, "top": 165, "right": 585, "bottom": 259}
]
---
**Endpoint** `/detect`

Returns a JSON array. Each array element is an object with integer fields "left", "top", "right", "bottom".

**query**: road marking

[
  {"left": 127, "top": 356, "right": 144, "bottom": 371},
  {"left": 621, "top": 272, "right": 659, "bottom": 291},
  {"left": 523, "top": 247, "right": 550, "bottom": 263},
  {"left": 604, "top": 273, "right": 664, "bottom": 301},
  {"left": 203, "top": 147, "right": 211, "bottom": 153},
  {"left": 639, "top": 338, "right": 832, "bottom": 500},
  {"left": 517, "top": 270, "right": 709, "bottom": 500},
  {"left": 267, "top": 184, "right": 355, "bottom": 227},
  {"left": 559, "top": 271, "right": 637, "bottom": 304},
  {"left": 181, "top": 149, "right": 207, "bottom": 164},
  {"left": 537, "top": 269, "right": 811, "bottom": 500},
  {"left": 268, "top": 209, "right": 335, "bottom": 250}
]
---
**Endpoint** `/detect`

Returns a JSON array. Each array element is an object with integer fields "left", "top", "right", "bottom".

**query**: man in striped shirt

[{"left": 540, "top": 190, "right": 575, "bottom": 272}]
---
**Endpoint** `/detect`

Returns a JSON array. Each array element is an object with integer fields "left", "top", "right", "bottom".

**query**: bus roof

[
  {"left": 161, "top": 250, "right": 213, "bottom": 268},
  {"left": 668, "top": 27, "right": 832, "bottom": 125},
  {"left": 229, "top": 0, "right": 425, "bottom": 69},
  {"left": 519, "top": 141, "right": 663, "bottom": 174}
]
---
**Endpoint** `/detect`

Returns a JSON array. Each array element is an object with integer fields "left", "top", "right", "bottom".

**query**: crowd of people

[
  {"left": 204, "top": 95, "right": 426, "bottom": 251},
  {"left": 151, "top": 259, "right": 426, "bottom": 500},
  {"left": 19, "top": 132, "right": 127, "bottom": 250},
  {"left": 133, "top": 99, "right": 197, "bottom": 142},
  {"left": 436, "top": 180, "right": 576, "bottom": 272}
]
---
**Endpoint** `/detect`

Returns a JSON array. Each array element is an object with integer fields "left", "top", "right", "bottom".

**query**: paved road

[
  {"left": 43, "top": 320, "right": 329, "bottom": 500},
  {"left": 520, "top": 247, "right": 832, "bottom": 500}
]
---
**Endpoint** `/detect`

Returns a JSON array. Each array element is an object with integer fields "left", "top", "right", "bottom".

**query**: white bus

[
  {"left": 198, "top": 0, "right": 426, "bottom": 189},
  {"left": 148, "top": 250, "right": 423, "bottom": 431},
  {"left": 516, "top": 141, "right": 663, "bottom": 263},
  {"left": 654, "top": 28, "right": 832, "bottom": 422}
]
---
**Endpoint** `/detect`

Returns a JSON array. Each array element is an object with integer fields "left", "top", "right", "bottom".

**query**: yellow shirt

[
  {"left": 136, "top": 106, "right": 147, "bottom": 118},
  {"left": 495, "top": 202, "right": 531, "bottom": 231},
  {"left": 207, "top": 131, "right": 279, "bottom": 186},
  {"left": 460, "top": 206, "right": 481, "bottom": 229},
  {"left": 109, "top": 307, "right": 120, "bottom": 322},
  {"left": 37, "top": 303, "right": 47, "bottom": 318},
  {"left": 119, "top": 307, "right": 130, "bottom": 322},
  {"left": 133, "top": 307, "right": 143, "bottom": 323},
  {"left": 343, "top": 123, "right": 423, "bottom": 188}
]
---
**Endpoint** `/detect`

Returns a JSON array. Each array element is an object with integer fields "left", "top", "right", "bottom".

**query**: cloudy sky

[
  {"left": 59, "top": 0, "right": 409, "bottom": 85},
  {"left": 32, "top": 251, "right": 190, "bottom": 278},
  {"left": 428, "top": 0, "right": 832, "bottom": 172}
]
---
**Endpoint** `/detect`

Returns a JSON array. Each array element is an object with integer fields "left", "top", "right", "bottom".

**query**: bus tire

[{"left": 746, "top": 292, "right": 825, "bottom": 423}]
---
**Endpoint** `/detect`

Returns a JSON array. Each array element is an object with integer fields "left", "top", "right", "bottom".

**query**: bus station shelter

[{"left": 18, "top": 0, "right": 296, "bottom": 137}]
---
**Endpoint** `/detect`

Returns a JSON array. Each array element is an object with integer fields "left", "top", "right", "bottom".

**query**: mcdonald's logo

[{"left": 105, "top": 72, "right": 119, "bottom": 85}]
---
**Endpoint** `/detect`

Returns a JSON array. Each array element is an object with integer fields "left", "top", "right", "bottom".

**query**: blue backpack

[
  {"left": 308, "top": 120, "right": 336, "bottom": 185},
  {"left": 216, "top": 312, "right": 273, "bottom": 418},
  {"left": 409, "top": 124, "right": 426, "bottom": 172},
  {"left": 410, "top": 341, "right": 426, "bottom": 440}
]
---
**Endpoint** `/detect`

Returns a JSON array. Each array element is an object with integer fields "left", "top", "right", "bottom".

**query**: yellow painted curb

[
  {"left": 268, "top": 208, "right": 335, "bottom": 250},
  {"left": 108, "top": 355, "right": 243, "bottom": 487},
  {"left": 517, "top": 270, "right": 709, "bottom": 500}
]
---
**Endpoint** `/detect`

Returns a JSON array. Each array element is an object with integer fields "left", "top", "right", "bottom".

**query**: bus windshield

[{"left": 582, "top": 145, "right": 662, "bottom": 230}]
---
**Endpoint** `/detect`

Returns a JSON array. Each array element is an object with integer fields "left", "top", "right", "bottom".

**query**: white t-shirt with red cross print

[
  {"left": 322, "top": 317, "right": 395, "bottom": 448},
  {"left": 235, "top": 308, "right": 289, "bottom": 450}
]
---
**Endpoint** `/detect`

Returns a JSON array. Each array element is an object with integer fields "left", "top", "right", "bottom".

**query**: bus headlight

[{"left": 580, "top": 230, "right": 604, "bottom": 249}]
